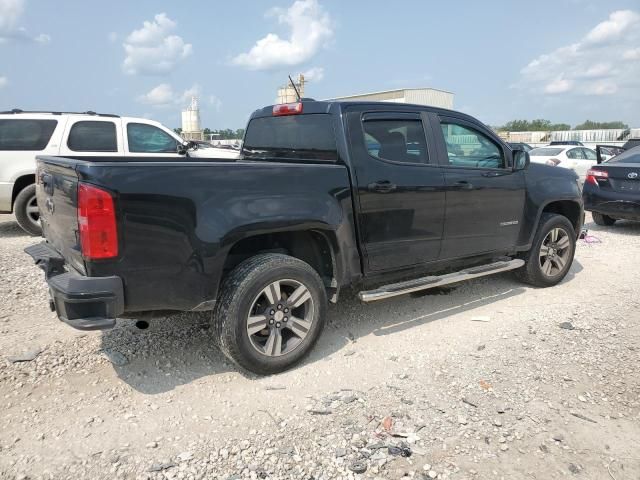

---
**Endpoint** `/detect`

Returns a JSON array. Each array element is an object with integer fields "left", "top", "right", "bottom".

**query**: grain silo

[{"left": 181, "top": 96, "right": 204, "bottom": 140}]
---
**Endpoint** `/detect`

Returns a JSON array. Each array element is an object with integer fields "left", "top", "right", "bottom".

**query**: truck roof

[
  {"left": 249, "top": 99, "right": 479, "bottom": 124},
  {"left": 0, "top": 109, "right": 169, "bottom": 128}
]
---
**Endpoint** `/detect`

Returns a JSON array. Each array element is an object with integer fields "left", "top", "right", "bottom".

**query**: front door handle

[
  {"left": 482, "top": 171, "right": 506, "bottom": 178},
  {"left": 367, "top": 181, "right": 397, "bottom": 193},
  {"left": 452, "top": 180, "right": 473, "bottom": 190}
]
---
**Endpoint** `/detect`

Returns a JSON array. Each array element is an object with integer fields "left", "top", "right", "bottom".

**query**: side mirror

[{"left": 513, "top": 149, "right": 530, "bottom": 171}]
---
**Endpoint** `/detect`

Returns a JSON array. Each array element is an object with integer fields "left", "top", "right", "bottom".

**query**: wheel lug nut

[
  {"left": 270, "top": 310, "right": 275, "bottom": 315},
  {"left": 276, "top": 322, "right": 281, "bottom": 328},
  {"left": 269, "top": 319, "right": 274, "bottom": 325},
  {"left": 277, "top": 304, "right": 283, "bottom": 310},
  {"left": 283, "top": 317, "right": 288, "bottom": 322},
  {"left": 284, "top": 308, "right": 289, "bottom": 313}
]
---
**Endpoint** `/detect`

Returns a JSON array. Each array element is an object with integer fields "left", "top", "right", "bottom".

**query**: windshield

[{"left": 530, "top": 147, "right": 563, "bottom": 156}]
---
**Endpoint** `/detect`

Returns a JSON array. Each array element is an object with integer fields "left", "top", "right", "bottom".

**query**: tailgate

[{"left": 36, "top": 157, "right": 85, "bottom": 274}]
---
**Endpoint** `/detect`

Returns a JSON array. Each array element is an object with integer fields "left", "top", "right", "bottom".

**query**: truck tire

[
  {"left": 515, "top": 213, "right": 576, "bottom": 288},
  {"left": 592, "top": 212, "right": 616, "bottom": 226},
  {"left": 14, "top": 184, "right": 42, "bottom": 236},
  {"left": 213, "top": 253, "right": 327, "bottom": 375}
]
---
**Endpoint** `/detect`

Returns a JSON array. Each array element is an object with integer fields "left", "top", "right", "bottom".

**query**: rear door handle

[
  {"left": 367, "top": 181, "right": 397, "bottom": 193},
  {"left": 482, "top": 171, "right": 505, "bottom": 178},
  {"left": 452, "top": 180, "right": 473, "bottom": 190}
]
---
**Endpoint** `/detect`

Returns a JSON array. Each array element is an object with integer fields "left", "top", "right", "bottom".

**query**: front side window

[
  {"left": 0, "top": 119, "right": 57, "bottom": 151},
  {"left": 127, "top": 123, "right": 178, "bottom": 153},
  {"left": 440, "top": 122, "right": 505, "bottom": 168},
  {"left": 363, "top": 119, "right": 428, "bottom": 164},
  {"left": 68, "top": 121, "right": 117, "bottom": 152}
]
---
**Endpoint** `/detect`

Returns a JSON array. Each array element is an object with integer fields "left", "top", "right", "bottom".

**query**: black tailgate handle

[{"left": 41, "top": 173, "right": 54, "bottom": 195}]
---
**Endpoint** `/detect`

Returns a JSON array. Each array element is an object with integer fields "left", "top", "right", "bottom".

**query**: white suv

[{"left": 0, "top": 110, "right": 239, "bottom": 235}]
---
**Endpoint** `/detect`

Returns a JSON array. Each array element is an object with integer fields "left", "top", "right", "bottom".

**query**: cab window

[
  {"left": 440, "top": 122, "right": 505, "bottom": 169},
  {"left": 68, "top": 121, "right": 117, "bottom": 152},
  {"left": 362, "top": 118, "right": 429, "bottom": 164},
  {"left": 127, "top": 123, "right": 178, "bottom": 153}
]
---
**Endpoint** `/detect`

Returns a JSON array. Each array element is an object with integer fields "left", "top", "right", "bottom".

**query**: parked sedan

[
  {"left": 583, "top": 146, "right": 640, "bottom": 225},
  {"left": 529, "top": 146, "right": 598, "bottom": 181}
]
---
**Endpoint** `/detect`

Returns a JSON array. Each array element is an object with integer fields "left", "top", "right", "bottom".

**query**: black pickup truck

[{"left": 26, "top": 100, "right": 583, "bottom": 374}]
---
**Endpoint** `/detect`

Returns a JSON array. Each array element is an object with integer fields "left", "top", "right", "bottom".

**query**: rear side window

[
  {"left": 242, "top": 114, "right": 337, "bottom": 161},
  {"left": 0, "top": 119, "right": 57, "bottom": 151},
  {"left": 127, "top": 123, "right": 178, "bottom": 153},
  {"left": 68, "top": 121, "right": 117, "bottom": 152},
  {"left": 363, "top": 119, "right": 428, "bottom": 164}
]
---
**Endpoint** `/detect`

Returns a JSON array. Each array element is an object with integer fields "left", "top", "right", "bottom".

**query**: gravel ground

[{"left": 0, "top": 212, "right": 639, "bottom": 480}]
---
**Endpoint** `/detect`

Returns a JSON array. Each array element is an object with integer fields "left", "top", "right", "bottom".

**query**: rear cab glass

[
  {"left": 0, "top": 119, "right": 58, "bottom": 150},
  {"left": 242, "top": 114, "right": 337, "bottom": 161}
]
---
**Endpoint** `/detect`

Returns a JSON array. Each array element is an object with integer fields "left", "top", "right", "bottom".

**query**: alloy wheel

[
  {"left": 246, "top": 279, "right": 315, "bottom": 357},
  {"left": 538, "top": 227, "right": 571, "bottom": 277}
]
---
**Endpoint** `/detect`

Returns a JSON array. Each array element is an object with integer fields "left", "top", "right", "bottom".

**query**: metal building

[
  {"left": 328, "top": 88, "right": 454, "bottom": 109},
  {"left": 181, "top": 96, "right": 204, "bottom": 141}
]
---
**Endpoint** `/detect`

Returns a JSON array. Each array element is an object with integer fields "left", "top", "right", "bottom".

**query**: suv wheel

[
  {"left": 516, "top": 213, "right": 576, "bottom": 287},
  {"left": 213, "top": 253, "right": 327, "bottom": 375},
  {"left": 592, "top": 212, "right": 616, "bottom": 226},
  {"left": 14, "top": 184, "right": 42, "bottom": 236}
]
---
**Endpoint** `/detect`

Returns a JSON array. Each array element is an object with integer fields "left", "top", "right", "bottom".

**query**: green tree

[
  {"left": 173, "top": 127, "right": 182, "bottom": 135},
  {"left": 574, "top": 120, "right": 629, "bottom": 130},
  {"left": 499, "top": 119, "right": 570, "bottom": 132}
]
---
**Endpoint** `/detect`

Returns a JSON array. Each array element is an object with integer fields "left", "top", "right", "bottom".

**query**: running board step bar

[{"left": 358, "top": 259, "right": 525, "bottom": 303}]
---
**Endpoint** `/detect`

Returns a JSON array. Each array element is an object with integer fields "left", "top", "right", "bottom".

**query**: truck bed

[{"left": 35, "top": 155, "right": 357, "bottom": 312}]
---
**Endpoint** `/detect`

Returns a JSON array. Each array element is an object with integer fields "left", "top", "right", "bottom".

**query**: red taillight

[
  {"left": 272, "top": 103, "right": 303, "bottom": 116},
  {"left": 585, "top": 169, "right": 608, "bottom": 186},
  {"left": 77, "top": 183, "right": 118, "bottom": 259}
]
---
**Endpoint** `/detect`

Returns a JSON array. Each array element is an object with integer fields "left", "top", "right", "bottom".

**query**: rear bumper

[
  {"left": 25, "top": 242, "right": 124, "bottom": 330},
  {"left": 583, "top": 187, "right": 640, "bottom": 221}
]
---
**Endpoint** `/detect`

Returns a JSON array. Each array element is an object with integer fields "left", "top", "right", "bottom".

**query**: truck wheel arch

[
  {"left": 11, "top": 174, "right": 36, "bottom": 211},
  {"left": 221, "top": 229, "right": 341, "bottom": 302},
  {"left": 538, "top": 200, "right": 582, "bottom": 237}
]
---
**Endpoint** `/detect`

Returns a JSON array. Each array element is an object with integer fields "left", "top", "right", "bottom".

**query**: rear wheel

[
  {"left": 592, "top": 212, "right": 616, "bottom": 226},
  {"left": 516, "top": 213, "right": 576, "bottom": 287},
  {"left": 14, "top": 184, "right": 42, "bottom": 236},
  {"left": 213, "top": 253, "right": 327, "bottom": 375}
]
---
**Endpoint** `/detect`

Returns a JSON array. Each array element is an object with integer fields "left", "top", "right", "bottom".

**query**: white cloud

[
  {"left": 623, "top": 47, "right": 640, "bottom": 60},
  {"left": 0, "top": 76, "right": 8, "bottom": 88},
  {"left": 519, "top": 10, "right": 640, "bottom": 97},
  {"left": 137, "top": 83, "right": 174, "bottom": 106},
  {"left": 207, "top": 95, "right": 222, "bottom": 112},
  {"left": 137, "top": 83, "right": 219, "bottom": 111},
  {"left": 232, "top": 0, "right": 333, "bottom": 70},
  {"left": 303, "top": 66, "right": 324, "bottom": 81},
  {"left": 544, "top": 77, "right": 573, "bottom": 94},
  {"left": 123, "top": 13, "right": 192, "bottom": 75},
  {"left": 0, "top": 0, "right": 50, "bottom": 44},
  {"left": 584, "top": 10, "right": 640, "bottom": 45}
]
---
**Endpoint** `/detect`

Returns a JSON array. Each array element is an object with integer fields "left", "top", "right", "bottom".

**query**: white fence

[{"left": 501, "top": 128, "right": 640, "bottom": 148}]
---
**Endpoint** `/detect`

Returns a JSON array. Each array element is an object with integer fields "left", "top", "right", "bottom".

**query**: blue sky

[{"left": 1, "top": 0, "right": 639, "bottom": 130}]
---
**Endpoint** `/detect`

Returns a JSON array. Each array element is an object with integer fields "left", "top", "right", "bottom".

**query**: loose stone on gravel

[{"left": 7, "top": 347, "right": 43, "bottom": 363}]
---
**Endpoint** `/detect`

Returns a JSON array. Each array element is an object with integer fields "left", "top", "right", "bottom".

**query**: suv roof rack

[{"left": 0, "top": 109, "right": 120, "bottom": 118}]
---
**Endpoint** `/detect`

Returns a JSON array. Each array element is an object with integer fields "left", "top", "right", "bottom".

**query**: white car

[
  {"left": 529, "top": 146, "right": 598, "bottom": 182},
  {"left": 0, "top": 110, "right": 239, "bottom": 235}
]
